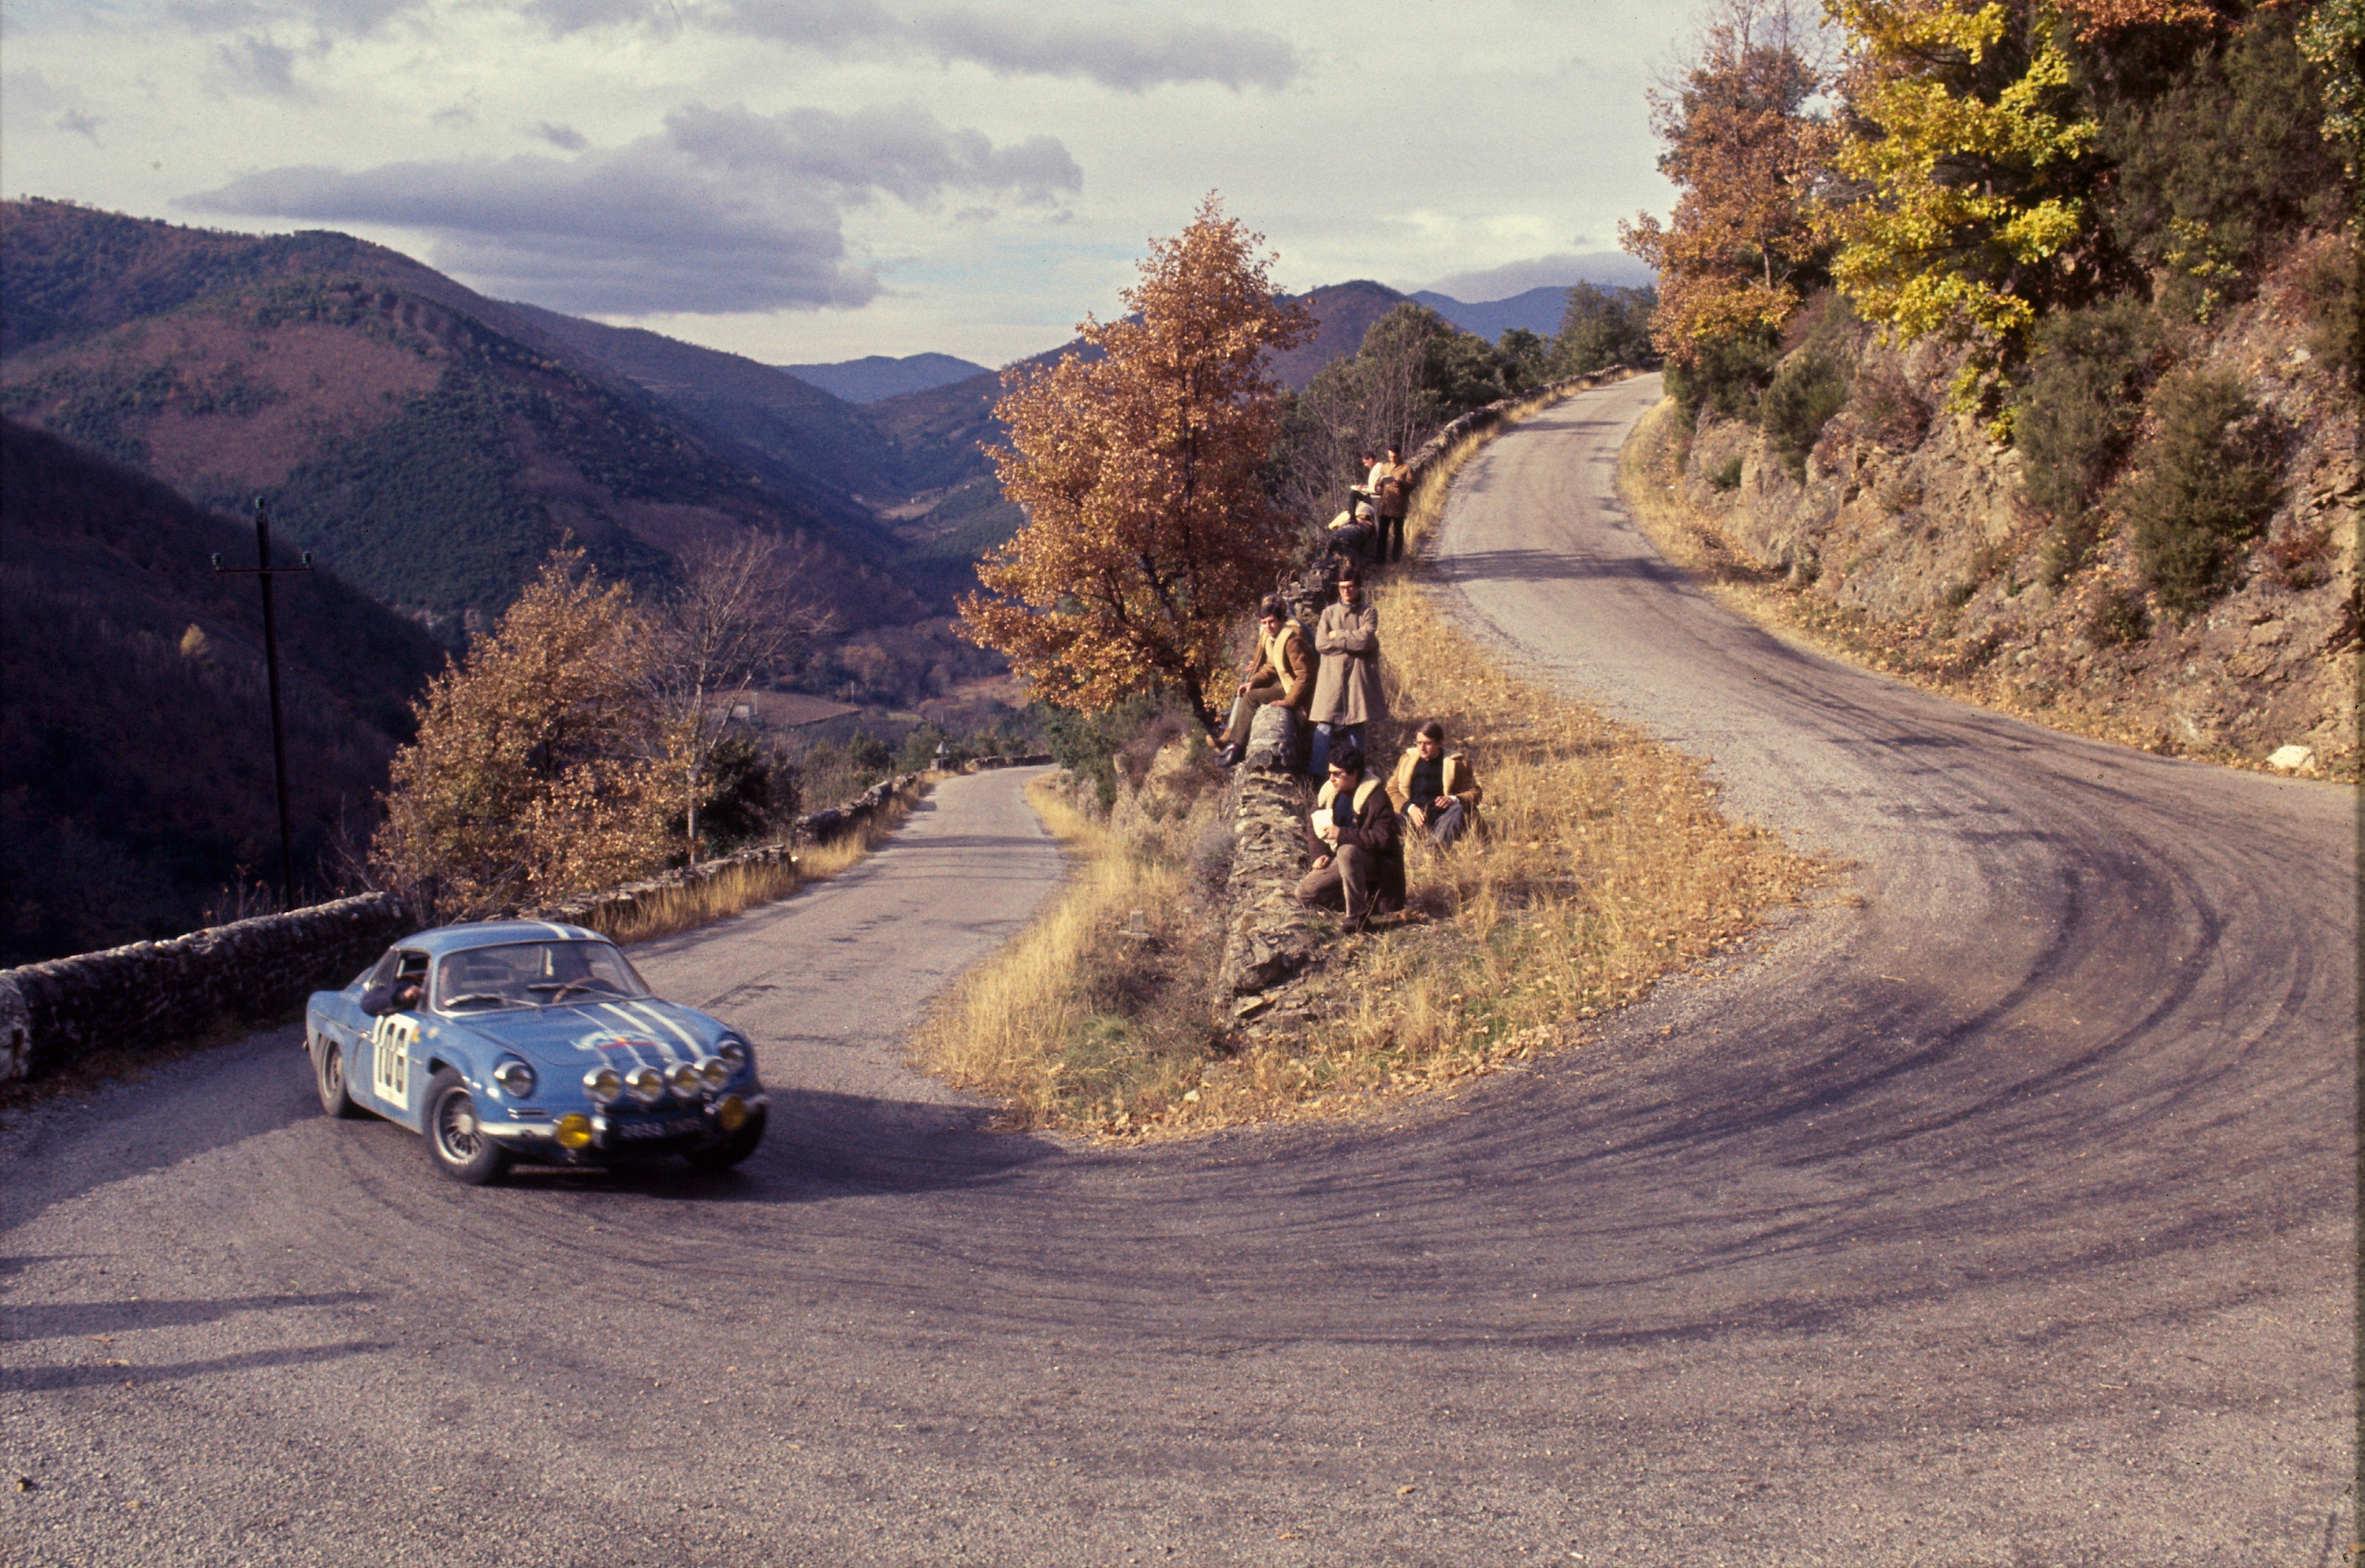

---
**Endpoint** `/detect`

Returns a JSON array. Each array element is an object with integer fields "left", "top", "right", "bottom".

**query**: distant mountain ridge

[
  {"left": 0, "top": 199, "right": 926, "bottom": 636},
  {"left": 1413, "top": 286, "right": 1590, "bottom": 343},
  {"left": 781, "top": 353, "right": 992, "bottom": 404}
]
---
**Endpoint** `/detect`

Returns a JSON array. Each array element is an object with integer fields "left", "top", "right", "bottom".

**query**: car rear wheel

[
  {"left": 314, "top": 1034, "right": 363, "bottom": 1119},
  {"left": 684, "top": 1112, "right": 765, "bottom": 1171},
  {"left": 424, "top": 1067, "right": 510, "bottom": 1186}
]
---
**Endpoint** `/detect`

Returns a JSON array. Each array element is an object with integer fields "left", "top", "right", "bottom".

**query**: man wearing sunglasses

[{"left": 1295, "top": 743, "right": 1405, "bottom": 929}]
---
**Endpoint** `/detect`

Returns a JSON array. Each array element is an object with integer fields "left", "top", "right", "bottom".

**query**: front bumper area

[{"left": 475, "top": 1092, "right": 769, "bottom": 1158}]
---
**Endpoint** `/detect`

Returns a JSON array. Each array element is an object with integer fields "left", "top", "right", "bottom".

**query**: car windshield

[{"left": 431, "top": 940, "right": 653, "bottom": 1013}]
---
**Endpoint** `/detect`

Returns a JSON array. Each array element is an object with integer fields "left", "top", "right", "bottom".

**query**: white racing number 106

[{"left": 370, "top": 1015, "right": 418, "bottom": 1109}]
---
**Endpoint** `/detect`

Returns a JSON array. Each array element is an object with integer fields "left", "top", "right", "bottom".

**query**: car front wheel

[
  {"left": 314, "top": 1034, "right": 363, "bottom": 1119},
  {"left": 424, "top": 1067, "right": 510, "bottom": 1186}
]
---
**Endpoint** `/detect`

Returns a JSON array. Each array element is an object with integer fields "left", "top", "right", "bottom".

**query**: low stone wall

[
  {"left": 1212, "top": 707, "right": 1331, "bottom": 1046},
  {"left": 534, "top": 773, "right": 928, "bottom": 929},
  {"left": 0, "top": 893, "right": 410, "bottom": 1083},
  {"left": 0, "top": 765, "right": 1007, "bottom": 1085}
]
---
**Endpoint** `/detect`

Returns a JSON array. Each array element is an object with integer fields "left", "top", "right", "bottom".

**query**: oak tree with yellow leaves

[{"left": 958, "top": 197, "right": 1313, "bottom": 732}]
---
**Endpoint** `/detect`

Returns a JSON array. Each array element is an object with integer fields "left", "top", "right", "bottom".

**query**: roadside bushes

[
  {"left": 1760, "top": 352, "right": 1851, "bottom": 478},
  {"left": 2121, "top": 370, "right": 2281, "bottom": 613},
  {"left": 2097, "top": 8, "right": 2350, "bottom": 321},
  {"left": 2013, "top": 298, "right": 2162, "bottom": 583},
  {"left": 1664, "top": 326, "right": 1782, "bottom": 427}
]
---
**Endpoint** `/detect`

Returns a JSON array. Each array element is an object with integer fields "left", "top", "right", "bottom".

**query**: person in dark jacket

[{"left": 1295, "top": 743, "right": 1405, "bottom": 926}]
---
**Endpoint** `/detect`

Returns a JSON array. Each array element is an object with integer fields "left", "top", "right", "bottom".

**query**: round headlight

[
  {"left": 717, "top": 1037, "right": 749, "bottom": 1069},
  {"left": 698, "top": 1056, "right": 732, "bottom": 1090},
  {"left": 555, "top": 1113, "right": 594, "bottom": 1149},
  {"left": 714, "top": 1094, "right": 749, "bottom": 1133},
  {"left": 583, "top": 1065, "right": 623, "bottom": 1104},
  {"left": 493, "top": 1060, "right": 536, "bottom": 1098},
  {"left": 625, "top": 1066, "right": 665, "bottom": 1105},
  {"left": 667, "top": 1061, "right": 705, "bottom": 1099}
]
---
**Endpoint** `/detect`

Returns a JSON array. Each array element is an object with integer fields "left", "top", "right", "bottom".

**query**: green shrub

[
  {"left": 2300, "top": 238, "right": 2360, "bottom": 392},
  {"left": 1760, "top": 352, "right": 1851, "bottom": 478},
  {"left": 1664, "top": 326, "right": 1782, "bottom": 424},
  {"left": 1708, "top": 456, "right": 1745, "bottom": 491},
  {"left": 2120, "top": 371, "right": 2281, "bottom": 613},
  {"left": 2012, "top": 297, "right": 2161, "bottom": 574},
  {"left": 2086, "top": 586, "right": 2153, "bottom": 646},
  {"left": 2097, "top": 9, "right": 2350, "bottom": 318}
]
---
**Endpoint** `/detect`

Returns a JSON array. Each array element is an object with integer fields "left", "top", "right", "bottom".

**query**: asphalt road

[{"left": 5, "top": 378, "right": 2355, "bottom": 1566}]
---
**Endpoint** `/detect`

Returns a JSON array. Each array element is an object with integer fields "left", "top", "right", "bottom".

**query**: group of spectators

[
  {"left": 1213, "top": 567, "right": 1483, "bottom": 933},
  {"left": 1326, "top": 446, "right": 1412, "bottom": 566}
]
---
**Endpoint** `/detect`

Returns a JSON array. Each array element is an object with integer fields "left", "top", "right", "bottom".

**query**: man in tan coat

[
  {"left": 1387, "top": 721, "right": 1482, "bottom": 847},
  {"left": 1308, "top": 566, "right": 1384, "bottom": 777},
  {"left": 1216, "top": 596, "right": 1313, "bottom": 765}
]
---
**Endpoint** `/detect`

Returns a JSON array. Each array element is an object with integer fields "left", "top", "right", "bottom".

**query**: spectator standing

[
  {"left": 1216, "top": 596, "right": 1313, "bottom": 765},
  {"left": 1375, "top": 445, "right": 1412, "bottom": 564},
  {"left": 1308, "top": 566, "right": 1385, "bottom": 777},
  {"left": 1387, "top": 721, "right": 1483, "bottom": 847},
  {"left": 1295, "top": 743, "right": 1405, "bottom": 927}
]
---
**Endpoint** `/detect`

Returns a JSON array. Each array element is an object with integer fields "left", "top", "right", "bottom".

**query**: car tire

[
  {"left": 423, "top": 1067, "right": 510, "bottom": 1186},
  {"left": 684, "top": 1112, "right": 765, "bottom": 1171},
  {"left": 314, "top": 1034, "right": 363, "bottom": 1119}
]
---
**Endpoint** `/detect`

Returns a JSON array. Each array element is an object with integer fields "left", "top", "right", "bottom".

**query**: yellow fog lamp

[
  {"left": 555, "top": 1113, "right": 595, "bottom": 1150},
  {"left": 714, "top": 1095, "right": 750, "bottom": 1133}
]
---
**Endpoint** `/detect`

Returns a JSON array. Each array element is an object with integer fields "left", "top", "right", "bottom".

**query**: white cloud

[
  {"left": 178, "top": 102, "right": 1082, "bottom": 315},
  {"left": 208, "top": 33, "right": 306, "bottom": 98},
  {"left": 0, "top": 0, "right": 1712, "bottom": 363},
  {"left": 522, "top": 0, "right": 1301, "bottom": 91}
]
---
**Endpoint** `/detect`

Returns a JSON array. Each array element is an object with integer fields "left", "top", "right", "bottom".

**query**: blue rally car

[{"left": 304, "top": 922, "right": 767, "bottom": 1184}]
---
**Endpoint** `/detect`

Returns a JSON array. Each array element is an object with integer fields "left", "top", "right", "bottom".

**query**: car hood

[{"left": 435, "top": 997, "right": 729, "bottom": 1071}]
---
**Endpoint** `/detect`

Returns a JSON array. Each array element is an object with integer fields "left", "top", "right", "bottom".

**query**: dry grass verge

[
  {"left": 575, "top": 789, "right": 922, "bottom": 947},
  {"left": 917, "top": 392, "right": 1819, "bottom": 1142},
  {"left": 914, "top": 772, "right": 1230, "bottom": 1130}
]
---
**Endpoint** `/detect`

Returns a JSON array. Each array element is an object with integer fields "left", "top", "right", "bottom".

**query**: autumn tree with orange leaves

[
  {"left": 1620, "top": 0, "right": 1838, "bottom": 364},
  {"left": 958, "top": 198, "right": 1313, "bottom": 733}
]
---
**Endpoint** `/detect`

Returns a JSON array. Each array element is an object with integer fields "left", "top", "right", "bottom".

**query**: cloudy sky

[{"left": 2, "top": 0, "right": 1708, "bottom": 367}]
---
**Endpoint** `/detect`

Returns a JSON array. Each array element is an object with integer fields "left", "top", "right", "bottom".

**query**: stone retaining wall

[
  {"left": 0, "top": 894, "right": 410, "bottom": 1083},
  {"left": 0, "top": 762, "right": 1052, "bottom": 1085}
]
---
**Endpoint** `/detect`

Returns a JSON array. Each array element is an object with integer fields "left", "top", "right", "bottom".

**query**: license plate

[{"left": 613, "top": 1116, "right": 702, "bottom": 1141}]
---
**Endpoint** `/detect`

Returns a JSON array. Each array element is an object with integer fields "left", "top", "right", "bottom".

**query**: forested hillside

[
  {"left": 0, "top": 200, "right": 926, "bottom": 639},
  {"left": 1626, "top": 0, "right": 2359, "bottom": 773},
  {"left": 1, "top": 419, "right": 447, "bottom": 963}
]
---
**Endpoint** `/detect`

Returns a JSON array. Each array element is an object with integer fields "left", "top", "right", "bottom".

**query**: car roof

[{"left": 394, "top": 921, "right": 610, "bottom": 957}]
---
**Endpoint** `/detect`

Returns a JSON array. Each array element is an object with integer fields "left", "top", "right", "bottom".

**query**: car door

[{"left": 363, "top": 949, "right": 430, "bottom": 1127}]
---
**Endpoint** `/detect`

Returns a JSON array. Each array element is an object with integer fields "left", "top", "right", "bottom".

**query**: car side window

[{"left": 361, "top": 950, "right": 430, "bottom": 1016}]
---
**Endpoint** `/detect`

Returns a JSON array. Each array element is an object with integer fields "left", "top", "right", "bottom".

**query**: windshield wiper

[{"left": 441, "top": 992, "right": 516, "bottom": 1009}]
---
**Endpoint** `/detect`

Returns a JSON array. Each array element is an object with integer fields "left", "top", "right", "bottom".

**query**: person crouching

[
  {"left": 1296, "top": 743, "right": 1405, "bottom": 928},
  {"left": 1387, "top": 721, "right": 1482, "bottom": 847}
]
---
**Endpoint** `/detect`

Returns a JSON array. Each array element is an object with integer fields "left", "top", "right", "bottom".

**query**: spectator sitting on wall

[
  {"left": 1308, "top": 564, "right": 1385, "bottom": 778},
  {"left": 1325, "top": 505, "right": 1376, "bottom": 562},
  {"left": 1216, "top": 595, "right": 1314, "bottom": 767},
  {"left": 1296, "top": 742, "right": 1405, "bottom": 929},
  {"left": 1387, "top": 720, "right": 1482, "bottom": 847}
]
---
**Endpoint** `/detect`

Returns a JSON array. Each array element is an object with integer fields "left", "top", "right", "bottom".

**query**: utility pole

[{"left": 212, "top": 499, "right": 312, "bottom": 914}]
